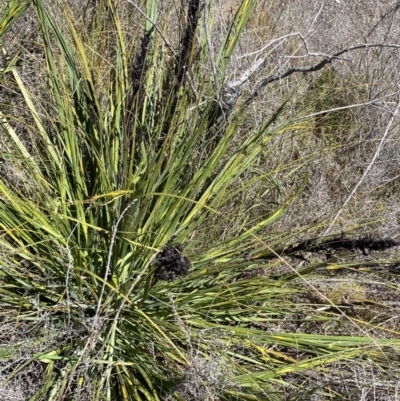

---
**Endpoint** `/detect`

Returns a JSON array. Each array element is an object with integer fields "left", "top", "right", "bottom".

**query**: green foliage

[
  {"left": 0, "top": 1, "right": 399, "bottom": 400},
  {"left": 0, "top": 0, "right": 31, "bottom": 37}
]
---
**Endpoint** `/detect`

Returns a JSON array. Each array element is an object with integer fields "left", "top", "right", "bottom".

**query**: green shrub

[{"left": 1, "top": 1, "right": 400, "bottom": 400}]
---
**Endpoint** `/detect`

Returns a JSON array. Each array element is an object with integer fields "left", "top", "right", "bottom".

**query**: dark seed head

[{"left": 154, "top": 242, "right": 191, "bottom": 282}]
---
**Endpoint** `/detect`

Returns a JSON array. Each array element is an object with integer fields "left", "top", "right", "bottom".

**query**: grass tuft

[{"left": 0, "top": 0, "right": 400, "bottom": 400}]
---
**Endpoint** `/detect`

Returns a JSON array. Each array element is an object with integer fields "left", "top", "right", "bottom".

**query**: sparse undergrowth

[{"left": 0, "top": 0, "right": 400, "bottom": 400}]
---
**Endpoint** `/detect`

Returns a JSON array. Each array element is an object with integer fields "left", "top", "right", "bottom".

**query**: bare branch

[
  {"left": 237, "top": 32, "right": 304, "bottom": 60},
  {"left": 244, "top": 43, "right": 400, "bottom": 106},
  {"left": 226, "top": 58, "right": 264, "bottom": 89},
  {"left": 222, "top": 33, "right": 309, "bottom": 108},
  {"left": 367, "top": 2, "right": 400, "bottom": 38}
]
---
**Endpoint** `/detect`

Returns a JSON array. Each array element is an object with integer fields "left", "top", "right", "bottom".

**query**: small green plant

[{"left": 1, "top": 1, "right": 400, "bottom": 400}]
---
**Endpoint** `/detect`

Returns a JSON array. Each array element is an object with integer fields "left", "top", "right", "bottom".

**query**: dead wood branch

[{"left": 243, "top": 43, "right": 400, "bottom": 106}]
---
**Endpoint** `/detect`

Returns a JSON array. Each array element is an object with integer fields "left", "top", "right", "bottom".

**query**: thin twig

[
  {"left": 293, "top": 100, "right": 381, "bottom": 121},
  {"left": 94, "top": 198, "right": 138, "bottom": 323},
  {"left": 308, "top": 3, "right": 324, "bottom": 33},
  {"left": 204, "top": 0, "right": 217, "bottom": 88},
  {"left": 322, "top": 96, "right": 400, "bottom": 236},
  {"left": 124, "top": 0, "right": 177, "bottom": 59},
  {"left": 237, "top": 32, "right": 303, "bottom": 60}
]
